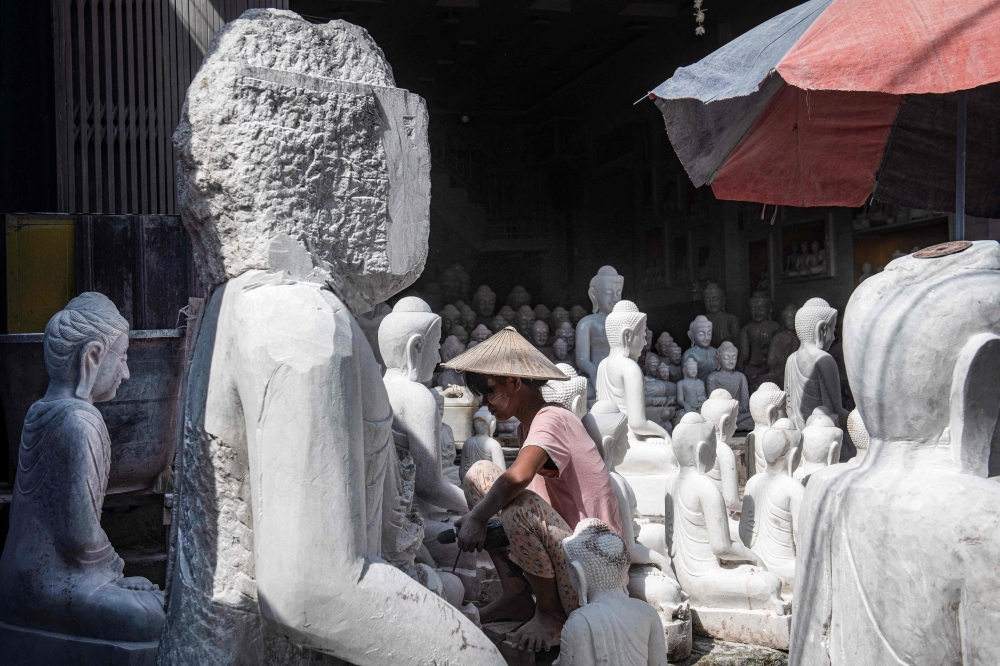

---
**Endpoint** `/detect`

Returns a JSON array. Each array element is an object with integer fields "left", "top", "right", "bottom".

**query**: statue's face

[
  {"left": 683, "top": 359, "right": 698, "bottom": 379},
  {"left": 91, "top": 334, "right": 130, "bottom": 403},
  {"left": 518, "top": 312, "right": 535, "bottom": 332},
  {"left": 782, "top": 308, "right": 796, "bottom": 331},
  {"left": 474, "top": 291, "right": 496, "bottom": 317},
  {"left": 533, "top": 323, "right": 549, "bottom": 347},
  {"left": 690, "top": 323, "right": 713, "bottom": 349},
  {"left": 472, "top": 327, "right": 489, "bottom": 343},
  {"left": 656, "top": 335, "right": 672, "bottom": 357},
  {"left": 499, "top": 306, "right": 516, "bottom": 323},
  {"left": 750, "top": 299, "right": 770, "bottom": 323},
  {"left": 720, "top": 348, "right": 737, "bottom": 372},
  {"left": 670, "top": 347, "right": 683, "bottom": 364},
  {"left": 553, "top": 340, "right": 568, "bottom": 360},
  {"left": 556, "top": 325, "right": 575, "bottom": 349},
  {"left": 645, "top": 354, "right": 660, "bottom": 375},
  {"left": 591, "top": 278, "right": 623, "bottom": 315},
  {"left": 570, "top": 306, "right": 587, "bottom": 325},
  {"left": 441, "top": 312, "right": 457, "bottom": 333},
  {"left": 461, "top": 310, "right": 476, "bottom": 330},
  {"left": 800, "top": 242, "right": 809, "bottom": 254},
  {"left": 644, "top": 329, "right": 653, "bottom": 351},
  {"left": 704, "top": 290, "right": 722, "bottom": 314},
  {"left": 657, "top": 364, "right": 671, "bottom": 381},
  {"left": 490, "top": 316, "right": 507, "bottom": 333}
]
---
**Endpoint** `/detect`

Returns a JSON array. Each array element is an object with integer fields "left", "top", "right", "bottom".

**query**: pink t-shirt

[{"left": 519, "top": 405, "right": 624, "bottom": 539}]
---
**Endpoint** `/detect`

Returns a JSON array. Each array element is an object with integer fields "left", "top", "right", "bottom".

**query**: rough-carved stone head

[
  {"left": 761, "top": 418, "right": 800, "bottom": 468},
  {"left": 550, "top": 307, "right": 570, "bottom": 329},
  {"left": 507, "top": 286, "right": 531, "bottom": 310},
  {"left": 458, "top": 304, "right": 477, "bottom": 330},
  {"left": 717, "top": 341, "right": 738, "bottom": 372},
  {"left": 451, "top": 324, "right": 469, "bottom": 346},
  {"left": 472, "top": 285, "right": 496, "bottom": 318},
  {"left": 780, "top": 304, "right": 797, "bottom": 332},
  {"left": 657, "top": 364, "right": 672, "bottom": 382},
  {"left": 588, "top": 266, "right": 624, "bottom": 315},
  {"left": 516, "top": 305, "right": 536, "bottom": 336},
  {"left": 472, "top": 406, "right": 497, "bottom": 437},
  {"left": 440, "top": 335, "right": 465, "bottom": 363},
  {"left": 470, "top": 324, "right": 491, "bottom": 345},
  {"left": 749, "top": 382, "right": 787, "bottom": 427},
  {"left": 656, "top": 332, "right": 674, "bottom": 357},
  {"left": 378, "top": 297, "right": 442, "bottom": 383},
  {"left": 682, "top": 357, "right": 699, "bottom": 379},
  {"left": 439, "top": 304, "right": 460, "bottom": 335},
  {"left": 541, "top": 364, "right": 588, "bottom": 419},
  {"left": 498, "top": 305, "right": 516, "bottom": 324},
  {"left": 532, "top": 320, "right": 550, "bottom": 347},
  {"left": 669, "top": 343, "right": 683, "bottom": 365},
  {"left": 570, "top": 305, "right": 588, "bottom": 326},
  {"left": 552, "top": 338, "right": 569, "bottom": 361},
  {"left": 688, "top": 315, "right": 713, "bottom": 350},
  {"left": 555, "top": 322, "right": 575, "bottom": 351},
  {"left": 644, "top": 353, "right": 661, "bottom": 377},
  {"left": 175, "top": 11, "right": 429, "bottom": 314},
  {"left": 563, "top": 518, "right": 629, "bottom": 604},
  {"left": 801, "top": 412, "right": 843, "bottom": 466},
  {"left": 794, "top": 297, "right": 837, "bottom": 349},
  {"left": 489, "top": 315, "right": 508, "bottom": 334},
  {"left": 672, "top": 412, "right": 717, "bottom": 472},
  {"left": 44, "top": 292, "right": 131, "bottom": 402},
  {"left": 749, "top": 291, "right": 773, "bottom": 323},
  {"left": 703, "top": 282, "right": 726, "bottom": 314},
  {"left": 701, "top": 388, "right": 739, "bottom": 442},
  {"left": 533, "top": 304, "right": 551, "bottom": 326},
  {"left": 605, "top": 301, "right": 647, "bottom": 360}
]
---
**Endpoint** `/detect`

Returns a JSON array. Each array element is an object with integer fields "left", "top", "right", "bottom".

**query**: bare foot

[
  {"left": 480, "top": 589, "right": 535, "bottom": 624},
  {"left": 511, "top": 608, "right": 566, "bottom": 652}
]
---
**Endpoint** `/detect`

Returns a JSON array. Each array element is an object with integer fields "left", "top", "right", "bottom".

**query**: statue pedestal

[
  {"left": 689, "top": 607, "right": 791, "bottom": 650},
  {"left": 0, "top": 622, "right": 159, "bottom": 666},
  {"left": 663, "top": 609, "right": 693, "bottom": 662}
]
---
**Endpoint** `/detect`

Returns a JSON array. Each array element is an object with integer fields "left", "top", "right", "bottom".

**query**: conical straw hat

[{"left": 442, "top": 327, "right": 569, "bottom": 381}]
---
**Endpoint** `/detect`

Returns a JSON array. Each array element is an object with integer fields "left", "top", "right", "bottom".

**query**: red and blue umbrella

[{"left": 649, "top": 0, "right": 1000, "bottom": 232}]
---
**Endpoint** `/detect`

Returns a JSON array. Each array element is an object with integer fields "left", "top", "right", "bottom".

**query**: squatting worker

[{"left": 444, "top": 327, "right": 624, "bottom": 654}]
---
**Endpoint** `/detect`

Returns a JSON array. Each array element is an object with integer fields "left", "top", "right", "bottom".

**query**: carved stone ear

[
  {"left": 405, "top": 333, "right": 424, "bottom": 382},
  {"left": 787, "top": 446, "right": 799, "bottom": 477},
  {"left": 588, "top": 286, "right": 598, "bottom": 314},
  {"left": 75, "top": 341, "right": 103, "bottom": 400},
  {"left": 765, "top": 404, "right": 779, "bottom": 426},
  {"left": 949, "top": 333, "right": 1000, "bottom": 477},
  {"left": 827, "top": 441, "right": 842, "bottom": 467},
  {"left": 570, "top": 560, "right": 589, "bottom": 606},
  {"left": 696, "top": 439, "right": 712, "bottom": 474}
]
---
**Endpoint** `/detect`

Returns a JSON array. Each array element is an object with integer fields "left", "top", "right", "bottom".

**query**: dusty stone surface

[{"left": 678, "top": 635, "right": 787, "bottom": 666}]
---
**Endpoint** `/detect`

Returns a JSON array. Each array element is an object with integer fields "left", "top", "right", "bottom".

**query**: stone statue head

[
  {"left": 175, "top": 12, "right": 429, "bottom": 314},
  {"left": 847, "top": 409, "right": 869, "bottom": 461},
  {"left": 532, "top": 319, "right": 550, "bottom": 347},
  {"left": 498, "top": 305, "right": 516, "bottom": 324},
  {"left": 507, "top": 286, "right": 531, "bottom": 310},
  {"left": 701, "top": 388, "right": 739, "bottom": 442},
  {"left": 749, "top": 382, "right": 787, "bottom": 428},
  {"left": 439, "top": 266, "right": 465, "bottom": 303},
  {"left": 799, "top": 241, "right": 809, "bottom": 255},
  {"left": 656, "top": 332, "right": 674, "bottom": 357},
  {"left": 541, "top": 364, "right": 588, "bottom": 419},
  {"left": 472, "top": 285, "right": 496, "bottom": 318},
  {"left": 682, "top": 357, "right": 699, "bottom": 380},
  {"left": 794, "top": 297, "right": 837, "bottom": 349},
  {"left": 472, "top": 406, "right": 497, "bottom": 437},
  {"left": 550, "top": 307, "right": 570, "bottom": 329},
  {"left": 489, "top": 315, "right": 508, "bottom": 334},
  {"left": 451, "top": 324, "right": 469, "bottom": 346},
  {"left": 458, "top": 303, "right": 477, "bottom": 330},
  {"left": 555, "top": 322, "right": 575, "bottom": 351},
  {"left": 761, "top": 418, "right": 801, "bottom": 472},
  {"left": 644, "top": 353, "right": 661, "bottom": 377},
  {"left": 844, "top": 241, "right": 1000, "bottom": 475},
  {"left": 583, "top": 401, "right": 629, "bottom": 470},
  {"left": 672, "top": 412, "right": 718, "bottom": 473},
  {"left": 703, "top": 282, "right": 726, "bottom": 314},
  {"left": 861, "top": 262, "right": 873, "bottom": 274},
  {"left": 44, "top": 292, "right": 131, "bottom": 402},
  {"left": 563, "top": 518, "right": 630, "bottom": 605},
  {"left": 588, "top": 266, "right": 624, "bottom": 315},
  {"left": 553, "top": 338, "right": 569, "bottom": 361},
  {"left": 657, "top": 364, "right": 672, "bottom": 382},
  {"left": 780, "top": 304, "right": 797, "bottom": 332},
  {"left": 605, "top": 301, "right": 647, "bottom": 360},
  {"left": 688, "top": 315, "right": 713, "bottom": 350},
  {"left": 749, "top": 291, "right": 773, "bottom": 323},
  {"left": 439, "top": 304, "right": 460, "bottom": 335},
  {"left": 378, "top": 297, "right": 442, "bottom": 383},
  {"left": 801, "top": 412, "right": 843, "bottom": 467},
  {"left": 533, "top": 304, "right": 551, "bottom": 326},
  {"left": 717, "top": 341, "right": 738, "bottom": 372},
  {"left": 811, "top": 240, "right": 821, "bottom": 254},
  {"left": 470, "top": 324, "right": 491, "bottom": 345},
  {"left": 570, "top": 305, "right": 588, "bottom": 326},
  {"left": 643, "top": 328, "right": 653, "bottom": 352},
  {"left": 669, "top": 343, "right": 683, "bottom": 365},
  {"left": 516, "top": 305, "right": 536, "bottom": 336},
  {"left": 440, "top": 335, "right": 465, "bottom": 363}
]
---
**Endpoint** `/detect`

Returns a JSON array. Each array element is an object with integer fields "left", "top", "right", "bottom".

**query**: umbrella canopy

[{"left": 649, "top": 0, "right": 1000, "bottom": 217}]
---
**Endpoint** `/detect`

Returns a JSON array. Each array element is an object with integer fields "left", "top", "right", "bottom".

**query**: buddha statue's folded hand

[{"left": 115, "top": 576, "right": 159, "bottom": 592}]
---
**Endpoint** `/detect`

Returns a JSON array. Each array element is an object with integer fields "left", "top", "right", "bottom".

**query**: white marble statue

[
  {"left": 541, "top": 363, "right": 588, "bottom": 420},
  {"left": 746, "top": 382, "right": 788, "bottom": 478},
  {"left": 0, "top": 293, "right": 167, "bottom": 653},
  {"left": 707, "top": 341, "right": 753, "bottom": 431},
  {"left": 675, "top": 358, "right": 707, "bottom": 419},
  {"left": 739, "top": 419, "right": 803, "bottom": 596},
  {"left": 682, "top": 315, "right": 717, "bottom": 383},
  {"left": 595, "top": 301, "right": 676, "bottom": 517},
  {"left": 557, "top": 519, "right": 668, "bottom": 666},
  {"left": 460, "top": 407, "right": 505, "bottom": 483},
  {"left": 784, "top": 297, "right": 849, "bottom": 433},
  {"left": 576, "top": 266, "right": 624, "bottom": 399},
  {"left": 792, "top": 240, "right": 1000, "bottom": 665},
  {"left": 436, "top": 335, "right": 467, "bottom": 388},
  {"left": 846, "top": 408, "right": 868, "bottom": 464},
  {"left": 157, "top": 12, "right": 500, "bottom": 664},
  {"left": 699, "top": 389, "right": 742, "bottom": 515},
  {"left": 792, "top": 411, "right": 842, "bottom": 483}
]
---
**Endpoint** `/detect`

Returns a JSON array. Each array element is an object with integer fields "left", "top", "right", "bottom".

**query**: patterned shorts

[{"left": 463, "top": 461, "right": 579, "bottom": 615}]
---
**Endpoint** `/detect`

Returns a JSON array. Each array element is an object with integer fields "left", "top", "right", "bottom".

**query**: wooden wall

[{"left": 50, "top": 0, "right": 289, "bottom": 215}]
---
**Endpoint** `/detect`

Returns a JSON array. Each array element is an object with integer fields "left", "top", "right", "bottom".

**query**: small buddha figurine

[
  {"left": 794, "top": 241, "right": 810, "bottom": 275},
  {"left": 681, "top": 315, "right": 717, "bottom": 383},
  {"left": 381, "top": 299, "right": 469, "bottom": 515},
  {"left": 550, "top": 306, "right": 571, "bottom": 330},
  {"left": 460, "top": 407, "right": 505, "bottom": 484},
  {"left": 439, "top": 303, "right": 460, "bottom": 339},
  {"left": 468, "top": 324, "right": 491, "bottom": 349},
  {"left": 489, "top": 315, "right": 508, "bottom": 334},
  {"left": 533, "top": 303, "right": 551, "bottom": 328},
  {"left": 458, "top": 303, "right": 477, "bottom": 332},
  {"left": 450, "top": 324, "right": 469, "bottom": 346},
  {"left": 532, "top": 319, "right": 552, "bottom": 356},
  {"left": 846, "top": 409, "right": 869, "bottom": 464},
  {"left": 506, "top": 285, "right": 531, "bottom": 310},
  {"left": 739, "top": 292, "right": 782, "bottom": 388},
  {"left": 439, "top": 265, "right": 465, "bottom": 303},
  {"left": 642, "top": 353, "right": 669, "bottom": 428},
  {"left": 792, "top": 411, "right": 843, "bottom": 483},
  {"left": 555, "top": 321, "right": 576, "bottom": 353},
  {"left": 702, "top": 283, "right": 741, "bottom": 348},
  {"left": 739, "top": 419, "right": 803, "bottom": 596},
  {"left": 498, "top": 304, "right": 516, "bottom": 325},
  {"left": 541, "top": 363, "right": 589, "bottom": 420},
  {"left": 656, "top": 364, "right": 678, "bottom": 426},
  {"left": 807, "top": 240, "right": 826, "bottom": 274},
  {"left": 676, "top": 358, "right": 707, "bottom": 419},
  {"left": 666, "top": 413, "right": 786, "bottom": 614},
  {"left": 746, "top": 382, "right": 788, "bottom": 478},
  {"left": 667, "top": 343, "right": 683, "bottom": 383},
  {"left": 436, "top": 335, "right": 467, "bottom": 387},
  {"left": 551, "top": 338, "right": 577, "bottom": 370},
  {"left": 0, "top": 293, "right": 166, "bottom": 644},
  {"left": 784, "top": 298, "right": 850, "bottom": 434},
  {"left": 707, "top": 341, "right": 753, "bottom": 431},
  {"left": 700, "top": 389, "right": 742, "bottom": 515},
  {"left": 858, "top": 262, "right": 874, "bottom": 284},
  {"left": 569, "top": 304, "right": 588, "bottom": 327},
  {"left": 576, "top": 266, "right": 624, "bottom": 399},
  {"left": 655, "top": 332, "right": 675, "bottom": 359},
  {"left": 472, "top": 285, "right": 496, "bottom": 328},
  {"left": 761, "top": 304, "right": 799, "bottom": 387},
  {"left": 785, "top": 244, "right": 801, "bottom": 276},
  {"left": 515, "top": 305, "right": 536, "bottom": 338},
  {"left": 559, "top": 519, "right": 669, "bottom": 666}
]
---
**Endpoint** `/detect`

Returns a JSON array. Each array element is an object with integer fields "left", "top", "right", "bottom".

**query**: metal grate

[{"left": 50, "top": 0, "right": 289, "bottom": 215}]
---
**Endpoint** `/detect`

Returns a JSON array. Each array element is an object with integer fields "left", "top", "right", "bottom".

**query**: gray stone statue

[
  {"left": 702, "top": 283, "right": 741, "bottom": 348},
  {"left": 576, "top": 266, "right": 624, "bottom": 399}
]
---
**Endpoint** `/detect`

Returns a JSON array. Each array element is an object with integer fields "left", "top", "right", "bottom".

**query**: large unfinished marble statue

[
  {"left": 784, "top": 298, "right": 849, "bottom": 433},
  {"left": 746, "top": 383, "right": 787, "bottom": 478},
  {"left": 792, "top": 240, "right": 1000, "bottom": 666},
  {"left": 792, "top": 411, "right": 842, "bottom": 483},
  {"left": 682, "top": 316, "right": 718, "bottom": 383},
  {"left": 702, "top": 283, "right": 741, "bottom": 348},
  {"left": 158, "top": 11, "right": 500, "bottom": 665},
  {"left": 541, "top": 363, "right": 588, "bottom": 419},
  {"left": 596, "top": 301, "right": 675, "bottom": 517},
  {"left": 739, "top": 419, "right": 802, "bottom": 596},
  {"left": 460, "top": 407, "right": 505, "bottom": 484},
  {"left": 576, "top": 266, "right": 624, "bottom": 399},
  {"left": 707, "top": 341, "right": 753, "bottom": 431},
  {"left": 700, "top": 390, "right": 742, "bottom": 515},
  {"left": 0, "top": 293, "right": 166, "bottom": 648},
  {"left": 557, "top": 519, "right": 669, "bottom": 666}
]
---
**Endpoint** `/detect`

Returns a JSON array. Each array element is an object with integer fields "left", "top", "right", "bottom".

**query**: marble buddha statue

[
  {"left": 559, "top": 519, "right": 669, "bottom": 666},
  {"left": 570, "top": 304, "right": 588, "bottom": 327},
  {"left": 642, "top": 353, "right": 671, "bottom": 429},
  {"left": 550, "top": 306, "right": 571, "bottom": 330},
  {"left": 468, "top": 324, "right": 491, "bottom": 349},
  {"left": 784, "top": 298, "right": 850, "bottom": 435},
  {"left": 739, "top": 291, "right": 782, "bottom": 389},
  {"left": 450, "top": 324, "right": 469, "bottom": 346},
  {"left": 739, "top": 418, "right": 803, "bottom": 596},
  {"left": 532, "top": 319, "right": 552, "bottom": 356},
  {"left": 555, "top": 321, "right": 576, "bottom": 352},
  {"left": 489, "top": 314, "right": 508, "bottom": 334},
  {"left": 551, "top": 338, "right": 576, "bottom": 370},
  {"left": 381, "top": 299, "right": 469, "bottom": 515},
  {"left": 807, "top": 240, "right": 826, "bottom": 274},
  {"left": 707, "top": 341, "right": 753, "bottom": 431},
  {"left": 746, "top": 383, "right": 788, "bottom": 478},
  {"left": 682, "top": 315, "right": 717, "bottom": 383},
  {"left": 506, "top": 285, "right": 531, "bottom": 310},
  {"left": 515, "top": 304, "right": 536, "bottom": 338},
  {"left": 0, "top": 293, "right": 166, "bottom": 648},
  {"left": 655, "top": 332, "right": 675, "bottom": 359},
  {"left": 656, "top": 364, "right": 678, "bottom": 418},
  {"left": 155, "top": 15, "right": 501, "bottom": 663},
  {"left": 595, "top": 300, "right": 676, "bottom": 517},
  {"left": 458, "top": 303, "right": 477, "bottom": 333},
  {"left": 460, "top": 407, "right": 505, "bottom": 484},
  {"left": 576, "top": 266, "right": 624, "bottom": 400},
  {"left": 541, "top": 363, "right": 589, "bottom": 420},
  {"left": 792, "top": 241, "right": 1000, "bottom": 666},
  {"left": 472, "top": 285, "right": 496, "bottom": 328},
  {"left": 666, "top": 343, "right": 683, "bottom": 383},
  {"left": 533, "top": 303, "right": 551, "bottom": 328},
  {"left": 702, "top": 283, "right": 741, "bottom": 348},
  {"left": 439, "top": 303, "right": 460, "bottom": 339},
  {"left": 666, "top": 413, "right": 786, "bottom": 614},
  {"left": 498, "top": 304, "right": 516, "bottom": 325},
  {"left": 699, "top": 389, "right": 742, "bottom": 515},
  {"left": 846, "top": 409, "right": 868, "bottom": 464},
  {"left": 792, "top": 411, "right": 843, "bottom": 483},
  {"left": 761, "top": 304, "right": 799, "bottom": 387},
  {"left": 676, "top": 358, "right": 707, "bottom": 419}
]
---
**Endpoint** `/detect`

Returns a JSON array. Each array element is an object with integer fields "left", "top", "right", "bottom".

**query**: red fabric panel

[
  {"left": 711, "top": 83, "right": 901, "bottom": 208},
  {"left": 778, "top": 0, "right": 1000, "bottom": 94}
]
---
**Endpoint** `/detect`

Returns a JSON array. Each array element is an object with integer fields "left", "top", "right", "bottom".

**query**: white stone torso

[
  {"left": 576, "top": 313, "right": 610, "bottom": 377},
  {"left": 742, "top": 473, "right": 797, "bottom": 593},
  {"left": 557, "top": 590, "right": 667, "bottom": 666}
]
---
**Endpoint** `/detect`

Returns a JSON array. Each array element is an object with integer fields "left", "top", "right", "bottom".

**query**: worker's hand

[{"left": 455, "top": 511, "right": 488, "bottom": 552}]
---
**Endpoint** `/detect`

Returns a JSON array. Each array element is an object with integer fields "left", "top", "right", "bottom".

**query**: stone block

[
  {"left": 690, "top": 607, "right": 791, "bottom": 651},
  {"left": 0, "top": 622, "right": 158, "bottom": 666},
  {"left": 664, "top": 607, "right": 694, "bottom": 661}
]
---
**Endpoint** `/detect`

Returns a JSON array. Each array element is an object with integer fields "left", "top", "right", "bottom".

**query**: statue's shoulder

[{"left": 25, "top": 399, "right": 105, "bottom": 439}]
